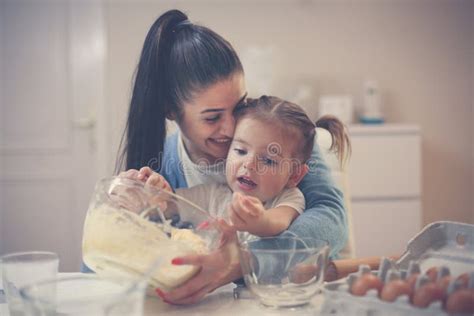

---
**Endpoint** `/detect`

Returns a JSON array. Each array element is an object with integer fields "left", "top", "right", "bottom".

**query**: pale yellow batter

[{"left": 82, "top": 204, "right": 208, "bottom": 290}]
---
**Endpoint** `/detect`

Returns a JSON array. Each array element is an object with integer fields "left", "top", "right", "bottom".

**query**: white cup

[{"left": 1, "top": 251, "right": 59, "bottom": 316}]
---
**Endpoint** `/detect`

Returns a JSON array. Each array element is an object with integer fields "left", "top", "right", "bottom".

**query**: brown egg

[
  {"left": 350, "top": 274, "right": 383, "bottom": 296},
  {"left": 425, "top": 266, "right": 438, "bottom": 282},
  {"left": 412, "top": 282, "right": 446, "bottom": 308},
  {"left": 380, "top": 279, "right": 413, "bottom": 302},
  {"left": 445, "top": 289, "right": 474, "bottom": 314},
  {"left": 436, "top": 275, "right": 452, "bottom": 292},
  {"left": 456, "top": 273, "right": 470, "bottom": 288},
  {"left": 406, "top": 273, "right": 420, "bottom": 289}
]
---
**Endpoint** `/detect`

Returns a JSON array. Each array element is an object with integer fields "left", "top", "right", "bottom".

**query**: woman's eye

[
  {"left": 204, "top": 115, "right": 220, "bottom": 123},
  {"left": 233, "top": 148, "right": 246, "bottom": 155}
]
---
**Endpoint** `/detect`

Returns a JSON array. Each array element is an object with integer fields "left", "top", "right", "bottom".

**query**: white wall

[
  {"left": 471, "top": 2, "right": 474, "bottom": 224},
  {"left": 0, "top": 0, "right": 4, "bottom": 255},
  {"left": 105, "top": 0, "right": 474, "bottom": 225}
]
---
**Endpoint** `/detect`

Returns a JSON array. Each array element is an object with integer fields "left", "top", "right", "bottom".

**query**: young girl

[{"left": 136, "top": 95, "right": 350, "bottom": 239}]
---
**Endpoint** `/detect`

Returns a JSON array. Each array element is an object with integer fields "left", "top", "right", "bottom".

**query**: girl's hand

[
  {"left": 228, "top": 192, "right": 266, "bottom": 234},
  {"left": 155, "top": 219, "right": 241, "bottom": 305}
]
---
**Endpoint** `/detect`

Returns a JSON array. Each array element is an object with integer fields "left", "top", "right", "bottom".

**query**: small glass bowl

[
  {"left": 239, "top": 236, "right": 329, "bottom": 307},
  {"left": 20, "top": 274, "right": 146, "bottom": 316}
]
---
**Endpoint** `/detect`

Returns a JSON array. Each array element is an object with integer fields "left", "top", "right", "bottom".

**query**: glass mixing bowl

[
  {"left": 239, "top": 236, "right": 329, "bottom": 307},
  {"left": 82, "top": 177, "right": 222, "bottom": 291}
]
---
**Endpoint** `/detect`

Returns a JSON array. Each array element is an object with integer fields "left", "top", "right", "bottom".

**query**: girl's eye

[
  {"left": 233, "top": 148, "right": 246, "bottom": 155},
  {"left": 259, "top": 157, "right": 277, "bottom": 166},
  {"left": 204, "top": 115, "right": 220, "bottom": 123}
]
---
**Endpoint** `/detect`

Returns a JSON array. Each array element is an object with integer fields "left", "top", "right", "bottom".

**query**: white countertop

[
  {"left": 0, "top": 273, "right": 326, "bottom": 316},
  {"left": 143, "top": 285, "right": 325, "bottom": 316}
]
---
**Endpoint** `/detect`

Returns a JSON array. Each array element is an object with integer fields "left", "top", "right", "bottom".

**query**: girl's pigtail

[{"left": 315, "top": 115, "right": 351, "bottom": 167}]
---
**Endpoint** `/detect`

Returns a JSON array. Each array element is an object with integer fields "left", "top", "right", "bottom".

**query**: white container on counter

[{"left": 360, "top": 80, "right": 384, "bottom": 124}]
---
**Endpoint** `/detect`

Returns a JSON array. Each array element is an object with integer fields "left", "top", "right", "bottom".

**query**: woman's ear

[
  {"left": 286, "top": 164, "right": 309, "bottom": 188},
  {"left": 166, "top": 111, "right": 177, "bottom": 121}
]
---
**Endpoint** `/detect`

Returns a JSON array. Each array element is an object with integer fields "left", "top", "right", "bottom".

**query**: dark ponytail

[
  {"left": 116, "top": 9, "right": 243, "bottom": 173},
  {"left": 315, "top": 115, "right": 351, "bottom": 167}
]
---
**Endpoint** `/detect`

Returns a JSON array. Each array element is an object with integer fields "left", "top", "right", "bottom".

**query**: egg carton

[{"left": 321, "top": 221, "right": 474, "bottom": 315}]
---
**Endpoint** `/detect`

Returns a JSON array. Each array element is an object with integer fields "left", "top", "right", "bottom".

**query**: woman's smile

[{"left": 209, "top": 137, "right": 232, "bottom": 144}]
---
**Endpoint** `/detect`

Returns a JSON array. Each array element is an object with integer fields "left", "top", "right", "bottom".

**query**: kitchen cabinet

[{"left": 347, "top": 124, "right": 422, "bottom": 258}]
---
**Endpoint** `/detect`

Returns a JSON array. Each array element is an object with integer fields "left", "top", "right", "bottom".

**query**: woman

[{"left": 118, "top": 9, "right": 347, "bottom": 305}]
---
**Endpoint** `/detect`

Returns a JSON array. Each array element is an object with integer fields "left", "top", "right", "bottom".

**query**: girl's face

[
  {"left": 225, "top": 117, "right": 302, "bottom": 203},
  {"left": 175, "top": 73, "right": 247, "bottom": 165}
]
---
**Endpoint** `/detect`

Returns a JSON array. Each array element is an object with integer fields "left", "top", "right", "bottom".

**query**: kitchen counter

[
  {"left": 0, "top": 273, "right": 326, "bottom": 316},
  {"left": 143, "top": 285, "right": 325, "bottom": 316}
]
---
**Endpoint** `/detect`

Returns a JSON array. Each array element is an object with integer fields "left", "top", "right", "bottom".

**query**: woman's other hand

[
  {"left": 119, "top": 167, "right": 171, "bottom": 192},
  {"left": 119, "top": 166, "right": 160, "bottom": 181},
  {"left": 118, "top": 168, "right": 140, "bottom": 180},
  {"left": 137, "top": 167, "right": 172, "bottom": 192},
  {"left": 136, "top": 166, "right": 154, "bottom": 182},
  {"left": 145, "top": 174, "right": 173, "bottom": 193}
]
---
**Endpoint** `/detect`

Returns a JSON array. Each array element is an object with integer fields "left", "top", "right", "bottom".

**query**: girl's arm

[{"left": 255, "top": 206, "right": 299, "bottom": 237}]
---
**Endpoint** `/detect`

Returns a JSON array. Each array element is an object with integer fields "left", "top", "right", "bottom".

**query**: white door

[{"left": 0, "top": 0, "right": 106, "bottom": 271}]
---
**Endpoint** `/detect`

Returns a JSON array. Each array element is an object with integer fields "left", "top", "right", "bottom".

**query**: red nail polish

[
  {"left": 171, "top": 258, "right": 184, "bottom": 265},
  {"left": 155, "top": 288, "right": 166, "bottom": 299},
  {"left": 197, "top": 221, "right": 209, "bottom": 230}
]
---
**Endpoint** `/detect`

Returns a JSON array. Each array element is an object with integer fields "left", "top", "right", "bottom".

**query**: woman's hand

[
  {"left": 116, "top": 167, "right": 172, "bottom": 213},
  {"left": 155, "top": 219, "right": 242, "bottom": 305},
  {"left": 118, "top": 168, "right": 140, "bottom": 180},
  {"left": 141, "top": 167, "right": 173, "bottom": 193},
  {"left": 119, "top": 167, "right": 172, "bottom": 192}
]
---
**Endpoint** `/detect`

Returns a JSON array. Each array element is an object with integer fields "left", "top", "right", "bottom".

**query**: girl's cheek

[{"left": 225, "top": 160, "right": 239, "bottom": 175}]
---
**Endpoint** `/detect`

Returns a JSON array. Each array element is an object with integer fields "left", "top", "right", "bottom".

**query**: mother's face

[{"left": 174, "top": 73, "right": 247, "bottom": 165}]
